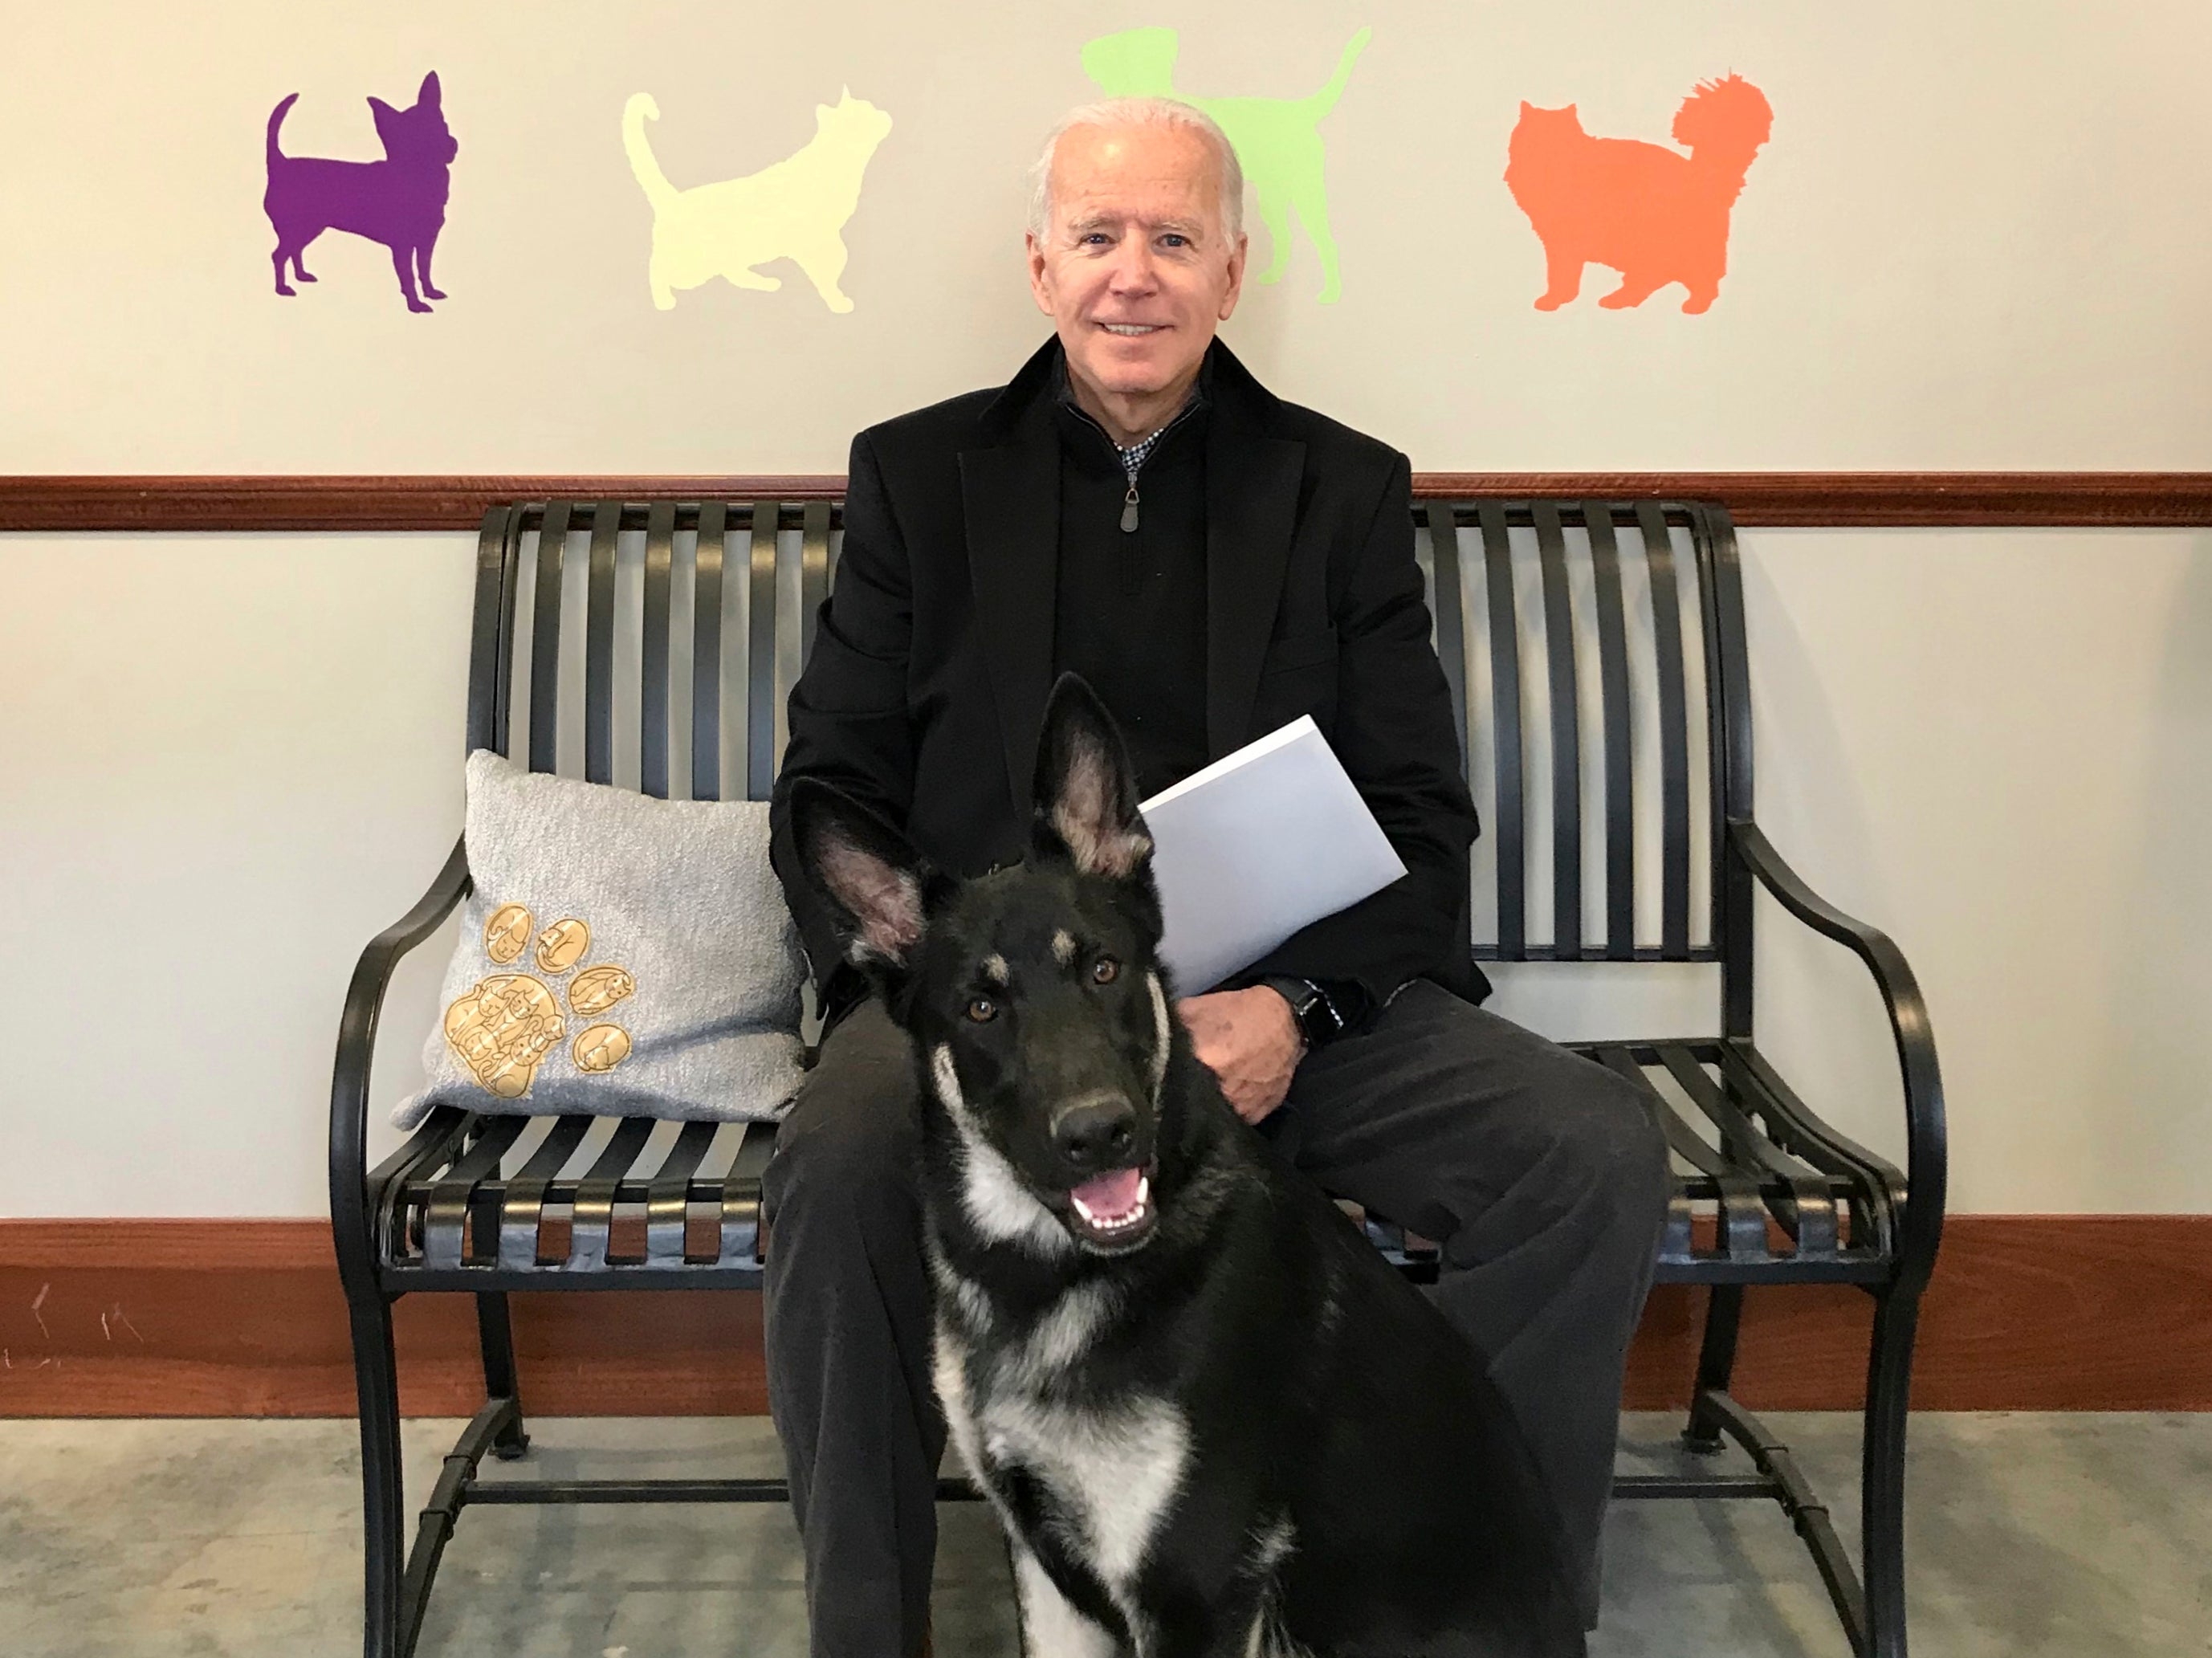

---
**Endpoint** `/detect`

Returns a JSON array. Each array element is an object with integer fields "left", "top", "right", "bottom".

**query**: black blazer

[{"left": 770, "top": 337, "right": 1486, "bottom": 1019}]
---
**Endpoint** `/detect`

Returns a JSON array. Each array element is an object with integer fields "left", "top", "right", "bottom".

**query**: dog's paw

[
  {"left": 443, "top": 902, "right": 638, "bottom": 1098},
  {"left": 421, "top": 284, "right": 447, "bottom": 300}
]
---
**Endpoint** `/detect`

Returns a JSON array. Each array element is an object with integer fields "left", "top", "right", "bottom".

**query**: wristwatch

[{"left": 1261, "top": 976, "right": 1346, "bottom": 1051}]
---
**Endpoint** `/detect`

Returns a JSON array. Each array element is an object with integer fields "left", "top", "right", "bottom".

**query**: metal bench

[{"left": 332, "top": 495, "right": 1944, "bottom": 1657}]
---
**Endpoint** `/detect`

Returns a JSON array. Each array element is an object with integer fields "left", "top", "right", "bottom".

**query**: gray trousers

[{"left": 761, "top": 980, "right": 1672, "bottom": 1658}]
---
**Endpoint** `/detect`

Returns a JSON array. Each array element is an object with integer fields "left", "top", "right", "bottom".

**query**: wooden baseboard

[
  {"left": 4, "top": 474, "right": 2211, "bottom": 532},
  {"left": 1, "top": 1216, "right": 2205, "bottom": 1417}
]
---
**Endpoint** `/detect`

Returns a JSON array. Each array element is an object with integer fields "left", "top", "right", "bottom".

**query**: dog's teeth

[{"left": 1072, "top": 1176, "right": 1151, "bottom": 1233}]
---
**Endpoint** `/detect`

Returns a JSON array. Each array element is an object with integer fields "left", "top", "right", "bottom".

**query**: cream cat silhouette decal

[{"left": 623, "top": 89, "right": 893, "bottom": 314}]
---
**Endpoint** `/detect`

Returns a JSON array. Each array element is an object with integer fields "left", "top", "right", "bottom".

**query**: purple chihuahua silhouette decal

[{"left": 263, "top": 71, "right": 458, "bottom": 313}]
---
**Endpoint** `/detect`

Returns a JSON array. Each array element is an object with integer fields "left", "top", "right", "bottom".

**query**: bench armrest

[
  {"left": 1728, "top": 818, "right": 1947, "bottom": 1285},
  {"left": 328, "top": 836, "right": 470, "bottom": 1285}
]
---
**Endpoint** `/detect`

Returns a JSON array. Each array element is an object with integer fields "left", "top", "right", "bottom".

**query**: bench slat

[
  {"left": 568, "top": 1117, "right": 656, "bottom": 1269},
  {"left": 1587, "top": 503, "right": 1636, "bottom": 959},
  {"left": 529, "top": 502, "right": 571, "bottom": 774},
  {"left": 1477, "top": 503, "right": 1526, "bottom": 956},
  {"left": 641, "top": 501, "right": 676, "bottom": 799},
  {"left": 424, "top": 1115, "right": 527, "bottom": 1269},
  {"left": 646, "top": 1119, "right": 721, "bottom": 1263},
  {"left": 721, "top": 1119, "right": 779, "bottom": 1265},
  {"left": 1636, "top": 503, "right": 1694, "bottom": 959},
  {"left": 498, "top": 1114, "right": 595, "bottom": 1269},
  {"left": 585, "top": 500, "right": 621, "bottom": 785},
  {"left": 1656, "top": 1045, "right": 1839, "bottom": 1259},
  {"left": 1534, "top": 503, "right": 1582, "bottom": 955},
  {"left": 467, "top": 507, "right": 515, "bottom": 755},
  {"left": 692, "top": 503, "right": 727, "bottom": 800}
]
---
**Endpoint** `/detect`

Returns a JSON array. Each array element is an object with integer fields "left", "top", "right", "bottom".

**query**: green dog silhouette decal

[{"left": 1082, "top": 26, "right": 1371, "bottom": 304}]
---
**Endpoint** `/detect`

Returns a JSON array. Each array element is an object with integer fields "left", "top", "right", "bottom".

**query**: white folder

[{"left": 1139, "top": 717, "right": 1407, "bottom": 994}]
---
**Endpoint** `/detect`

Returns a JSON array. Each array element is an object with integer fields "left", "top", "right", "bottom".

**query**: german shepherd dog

[{"left": 792, "top": 676, "right": 1584, "bottom": 1657}]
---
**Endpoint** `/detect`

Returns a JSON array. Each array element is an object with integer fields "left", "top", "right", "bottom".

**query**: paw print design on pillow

[{"left": 443, "top": 902, "right": 637, "bottom": 1098}]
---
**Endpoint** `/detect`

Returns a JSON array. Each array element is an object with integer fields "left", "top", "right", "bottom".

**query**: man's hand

[{"left": 1176, "top": 985, "right": 1303, "bottom": 1125}]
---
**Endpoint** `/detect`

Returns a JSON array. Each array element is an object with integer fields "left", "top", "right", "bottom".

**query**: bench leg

[
  {"left": 1682, "top": 1283, "right": 1745, "bottom": 1452},
  {"left": 349, "top": 1295, "right": 406, "bottom": 1658},
  {"left": 1861, "top": 1287, "right": 1920, "bottom": 1658},
  {"left": 475, "top": 1292, "right": 532, "bottom": 1460}
]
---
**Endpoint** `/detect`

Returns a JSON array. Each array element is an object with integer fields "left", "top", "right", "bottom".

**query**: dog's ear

[
  {"left": 1032, "top": 674, "right": 1153, "bottom": 881},
  {"left": 368, "top": 96, "right": 400, "bottom": 144},
  {"left": 791, "top": 781, "right": 932, "bottom": 971},
  {"left": 418, "top": 71, "right": 442, "bottom": 109}
]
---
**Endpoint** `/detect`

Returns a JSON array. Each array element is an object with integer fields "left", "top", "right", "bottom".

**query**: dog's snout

[{"left": 1052, "top": 1094, "right": 1139, "bottom": 1173}]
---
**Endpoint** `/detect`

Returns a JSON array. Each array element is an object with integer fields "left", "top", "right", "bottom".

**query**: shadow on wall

[{"left": 2097, "top": 530, "right": 2212, "bottom": 1203}]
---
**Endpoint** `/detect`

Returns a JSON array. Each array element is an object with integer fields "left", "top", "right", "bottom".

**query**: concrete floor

[{"left": 0, "top": 1413, "right": 2205, "bottom": 1656}]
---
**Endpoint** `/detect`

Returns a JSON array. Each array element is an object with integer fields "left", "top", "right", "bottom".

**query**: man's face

[{"left": 1028, "top": 122, "right": 1247, "bottom": 404}]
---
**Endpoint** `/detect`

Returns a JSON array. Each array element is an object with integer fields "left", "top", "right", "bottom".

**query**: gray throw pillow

[{"left": 392, "top": 751, "right": 806, "bottom": 1129}]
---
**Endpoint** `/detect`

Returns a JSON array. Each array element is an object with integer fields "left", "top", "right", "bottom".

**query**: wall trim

[
  {"left": 5, "top": 474, "right": 2212, "bottom": 532},
  {"left": 2, "top": 1216, "right": 2206, "bottom": 1417}
]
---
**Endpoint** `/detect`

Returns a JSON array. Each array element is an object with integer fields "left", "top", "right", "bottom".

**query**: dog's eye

[
  {"left": 965, "top": 996, "right": 999, "bottom": 1024},
  {"left": 1091, "top": 956, "right": 1120, "bottom": 986}
]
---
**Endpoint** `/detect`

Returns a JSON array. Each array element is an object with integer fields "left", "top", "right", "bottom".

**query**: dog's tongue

[{"left": 1072, "top": 1167, "right": 1144, "bottom": 1220}]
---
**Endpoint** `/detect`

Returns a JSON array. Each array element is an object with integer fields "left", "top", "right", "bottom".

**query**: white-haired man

[{"left": 765, "top": 100, "right": 1668, "bottom": 1657}]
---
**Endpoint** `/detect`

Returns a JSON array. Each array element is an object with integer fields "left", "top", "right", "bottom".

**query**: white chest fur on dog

[
  {"left": 931, "top": 1275, "right": 1191, "bottom": 1651},
  {"left": 921, "top": 1029, "right": 1197, "bottom": 1652}
]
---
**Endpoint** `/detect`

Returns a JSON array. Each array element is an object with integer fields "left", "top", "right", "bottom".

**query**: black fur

[{"left": 792, "top": 675, "right": 1584, "bottom": 1658}]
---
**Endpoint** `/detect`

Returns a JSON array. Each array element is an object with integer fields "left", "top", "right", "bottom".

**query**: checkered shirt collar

[{"left": 1053, "top": 347, "right": 1212, "bottom": 480}]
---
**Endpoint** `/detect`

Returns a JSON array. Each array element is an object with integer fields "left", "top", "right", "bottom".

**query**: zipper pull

[{"left": 1121, "top": 483, "right": 1139, "bottom": 533}]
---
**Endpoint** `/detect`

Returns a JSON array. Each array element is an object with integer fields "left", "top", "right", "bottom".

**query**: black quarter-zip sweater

[{"left": 1052, "top": 384, "right": 1211, "bottom": 802}]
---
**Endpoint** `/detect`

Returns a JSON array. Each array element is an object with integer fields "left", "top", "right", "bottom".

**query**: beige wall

[
  {"left": 6, "top": 0, "right": 2211, "bottom": 471},
  {"left": 5, "top": 523, "right": 2210, "bottom": 1218},
  {"left": 6, "top": 3, "right": 2209, "bottom": 1216}
]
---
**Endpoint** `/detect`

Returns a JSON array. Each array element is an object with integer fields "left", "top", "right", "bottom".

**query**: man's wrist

[{"left": 1259, "top": 976, "right": 1346, "bottom": 1050}]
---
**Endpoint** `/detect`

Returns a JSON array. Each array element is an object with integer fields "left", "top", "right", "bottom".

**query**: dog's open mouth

[{"left": 1065, "top": 1164, "right": 1158, "bottom": 1253}]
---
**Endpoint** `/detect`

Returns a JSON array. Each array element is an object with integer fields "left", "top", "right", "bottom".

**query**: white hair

[{"left": 1026, "top": 97, "right": 1246, "bottom": 245}]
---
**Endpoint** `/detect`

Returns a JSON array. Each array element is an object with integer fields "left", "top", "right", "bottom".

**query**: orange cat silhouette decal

[{"left": 1505, "top": 74, "right": 1772, "bottom": 314}]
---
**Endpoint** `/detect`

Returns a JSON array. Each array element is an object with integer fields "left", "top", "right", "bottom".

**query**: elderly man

[{"left": 764, "top": 98, "right": 1669, "bottom": 1658}]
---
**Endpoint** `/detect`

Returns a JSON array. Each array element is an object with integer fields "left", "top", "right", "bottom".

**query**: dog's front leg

[
  {"left": 388, "top": 243, "right": 431, "bottom": 312},
  {"left": 417, "top": 230, "right": 447, "bottom": 301},
  {"left": 1012, "top": 1545, "right": 1125, "bottom": 1658}
]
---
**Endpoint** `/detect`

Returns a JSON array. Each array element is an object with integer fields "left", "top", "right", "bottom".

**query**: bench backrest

[{"left": 462, "top": 497, "right": 1750, "bottom": 982}]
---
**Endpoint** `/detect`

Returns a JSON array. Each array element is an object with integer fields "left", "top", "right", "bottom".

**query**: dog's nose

[{"left": 1052, "top": 1095, "right": 1138, "bottom": 1173}]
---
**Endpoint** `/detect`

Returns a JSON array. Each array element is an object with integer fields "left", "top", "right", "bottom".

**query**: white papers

[{"left": 1139, "top": 718, "right": 1407, "bottom": 993}]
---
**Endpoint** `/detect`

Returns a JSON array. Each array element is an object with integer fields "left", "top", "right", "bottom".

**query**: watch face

[{"left": 1292, "top": 984, "right": 1342, "bottom": 1043}]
